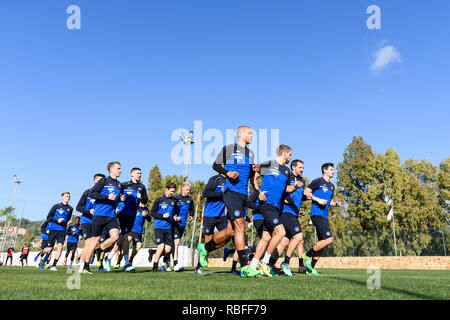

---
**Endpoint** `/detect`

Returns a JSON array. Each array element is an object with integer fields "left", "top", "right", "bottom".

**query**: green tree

[
  {"left": 438, "top": 157, "right": 450, "bottom": 220},
  {"left": 147, "top": 165, "right": 163, "bottom": 193},
  {"left": 337, "top": 136, "right": 378, "bottom": 229}
]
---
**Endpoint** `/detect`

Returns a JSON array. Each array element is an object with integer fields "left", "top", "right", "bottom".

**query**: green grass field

[{"left": 1, "top": 266, "right": 449, "bottom": 300}]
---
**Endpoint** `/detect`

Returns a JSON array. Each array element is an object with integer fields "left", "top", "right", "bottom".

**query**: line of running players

[{"left": 35, "top": 125, "right": 341, "bottom": 276}]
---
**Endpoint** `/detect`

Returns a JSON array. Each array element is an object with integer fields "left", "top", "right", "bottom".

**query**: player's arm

[
  {"left": 188, "top": 197, "right": 195, "bottom": 218},
  {"left": 88, "top": 178, "right": 109, "bottom": 200},
  {"left": 202, "top": 177, "right": 222, "bottom": 199},
  {"left": 304, "top": 179, "right": 327, "bottom": 206},
  {"left": 46, "top": 205, "right": 60, "bottom": 224},
  {"left": 213, "top": 145, "right": 239, "bottom": 179},
  {"left": 76, "top": 190, "right": 90, "bottom": 215},
  {"left": 247, "top": 190, "right": 259, "bottom": 209},
  {"left": 150, "top": 198, "right": 166, "bottom": 219},
  {"left": 285, "top": 174, "right": 303, "bottom": 194},
  {"left": 139, "top": 185, "right": 148, "bottom": 205}
]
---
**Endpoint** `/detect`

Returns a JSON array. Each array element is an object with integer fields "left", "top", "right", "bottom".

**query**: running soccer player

[
  {"left": 35, "top": 221, "right": 51, "bottom": 268},
  {"left": 249, "top": 145, "right": 302, "bottom": 277},
  {"left": 40, "top": 192, "right": 73, "bottom": 271},
  {"left": 150, "top": 182, "right": 177, "bottom": 272},
  {"left": 76, "top": 173, "right": 105, "bottom": 272},
  {"left": 5, "top": 246, "right": 14, "bottom": 266},
  {"left": 172, "top": 182, "right": 194, "bottom": 271},
  {"left": 20, "top": 244, "right": 29, "bottom": 266},
  {"left": 302, "top": 163, "right": 342, "bottom": 276},
  {"left": 197, "top": 126, "right": 260, "bottom": 278},
  {"left": 65, "top": 216, "right": 81, "bottom": 269},
  {"left": 116, "top": 167, "right": 148, "bottom": 272},
  {"left": 129, "top": 204, "right": 151, "bottom": 267},
  {"left": 194, "top": 173, "right": 226, "bottom": 275},
  {"left": 275, "top": 159, "right": 307, "bottom": 276},
  {"left": 81, "top": 161, "right": 122, "bottom": 274}
]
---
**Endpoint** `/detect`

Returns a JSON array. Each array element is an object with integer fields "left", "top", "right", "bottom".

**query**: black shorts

[
  {"left": 20, "top": 254, "right": 28, "bottom": 260},
  {"left": 172, "top": 224, "right": 185, "bottom": 240},
  {"left": 223, "top": 191, "right": 248, "bottom": 222},
  {"left": 81, "top": 223, "right": 92, "bottom": 240},
  {"left": 92, "top": 215, "right": 119, "bottom": 237},
  {"left": 154, "top": 228, "right": 173, "bottom": 246},
  {"left": 100, "top": 227, "right": 110, "bottom": 243},
  {"left": 203, "top": 216, "right": 228, "bottom": 235},
  {"left": 41, "top": 240, "right": 49, "bottom": 251},
  {"left": 258, "top": 203, "right": 282, "bottom": 231},
  {"left": 311, "top": 215, "right": 332, "bottom": 240},
  {"left": 253, "top": 219, "right": 265, "bottom": 238},
  {"left": 47, "top": 230, "right": 66, "bottom": 247},
  {"left": 131, "top": 232, "right": 142, "bottom": 244},
  {"left": 66, "top": 242, "right": 78, "bottom": 251},
  {"left": 280, "top": 213, "right": 302, "bottom": 239},
  {"left": 118, "top": 214, "right": 135, "bottom": 235}
]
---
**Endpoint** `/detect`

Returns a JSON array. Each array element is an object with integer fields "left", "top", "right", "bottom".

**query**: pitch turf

[{"left": 0, "top": 266, "right": 448, "bottom": 300}]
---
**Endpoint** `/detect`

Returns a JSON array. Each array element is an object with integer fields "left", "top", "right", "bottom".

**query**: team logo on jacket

[
  {"left": 187, "top": 200, "right": 190, "bottom": 204},
  {"left": 171, "top": 202, "right": 175, "bottom": 206},
  {"left": 234, "top": 210, "right": 240, "bottom": 217},
  {"left": 273, "top": 218, "right": 279, "bottom": 225},
  {"left": 108, "top": 187, "right": 115, "bottom": 193},
  {"left": 326, "top": 231, "right": 331, "bottom": 237},
  {"left": 295, "top": 226, "right": 300, "bottom": 233},
  {"left": 58, "top": 209, "right": 64, "bottom": 214}
]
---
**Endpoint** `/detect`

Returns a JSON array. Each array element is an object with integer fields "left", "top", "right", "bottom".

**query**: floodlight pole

[
  {"left": 181, "top": 131, "right": 194, "bottom": 181},
  {"left": 13, "top": 201, "right": 26, "bottom": 248},
  {"left": 392, "top": 211, "right": 398, "bottom": 257}
]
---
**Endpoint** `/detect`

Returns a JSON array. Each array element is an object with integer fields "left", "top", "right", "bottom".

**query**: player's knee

[
  {"left": 262, "top": 232, "right": 271, "bottom": 243},
  {"left": 281, "top": 237, "right": 289, "bottom": 247},
  {"left": 276, "top": 228, "right": 286, "bottom": 239}
]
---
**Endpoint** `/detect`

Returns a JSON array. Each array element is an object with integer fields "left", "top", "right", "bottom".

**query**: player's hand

[
  {"left": 67, "top": 220, "right": 72, "bottom": 226},
  {"left": 90, "top": 209, "right": 94, "bottom": 214},
  {"left": 57, "top": 218, "right": 64, "bottom": 224},
  {"left": 227, "top": 171, "right": 239, "bottom": 179},
  {"left": 295, "top": 178, "right": 302, "bottom": 188},
  {"left": 120, "top": 195, "right": 126, "bottom": 202},
  {"left": 252, "top": 164, "right": 260, "bottom": 172},
  {"left": 115, "top": 209, "right": 120, "bottom": 215},
  {"left": 137, "top": 192, "right": 141, "bottom": 199},
  {"left": 299, "top": 210, "right": 305, "bottom": 216},
  {"left": 258, "top": 190, "right": 268, "bottom": 202},
  {"left": 108, "top": 193, "right": 117, "bottom": 201},
  {"left": 306, "top": 194, "right": 313, "bottom": 200},
  {"left": 163, "top": 213, "right": 169, "bottom": 218},
  {"left": 317, "top": 198, "right": 328, "bottom": 206},
  {"left": 188, "top": 216, "right": 194, "bottom": 222}
]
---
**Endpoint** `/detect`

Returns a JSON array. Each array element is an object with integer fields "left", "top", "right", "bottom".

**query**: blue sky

[{"left": 1, "top": 0, "right": 449, "bottom": 221}]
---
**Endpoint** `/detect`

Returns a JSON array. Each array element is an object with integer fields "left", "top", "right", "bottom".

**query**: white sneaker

[{"left": 50, "top": 266, "right": 57, "bottom": 271}]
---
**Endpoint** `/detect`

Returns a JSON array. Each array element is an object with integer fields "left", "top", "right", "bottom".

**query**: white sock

[
  {"left": 250, "top": 258, "right": 259, "bottom": 269},
  {"left": 262, "top": 252, "right": 271, "bottom": 265},
  {"left": 78, "top": 261, "right": 84, "bottom": 272},
  {"left": 107, "top": 250, "right": 116, "bottom": 260}
]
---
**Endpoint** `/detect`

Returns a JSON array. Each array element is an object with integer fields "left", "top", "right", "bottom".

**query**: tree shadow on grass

[{"left": 327, "top": 276, "right": 442, "bottom": 300}]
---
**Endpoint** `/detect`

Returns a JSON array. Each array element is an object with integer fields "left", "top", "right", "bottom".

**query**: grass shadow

[{"left": 327, "top": 275, "right": 442, "bottom": 300}]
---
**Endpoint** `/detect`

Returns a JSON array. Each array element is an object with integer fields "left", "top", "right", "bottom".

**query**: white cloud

[{"left": 370, "top": 45, "right": 401, "bottom": 71}]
